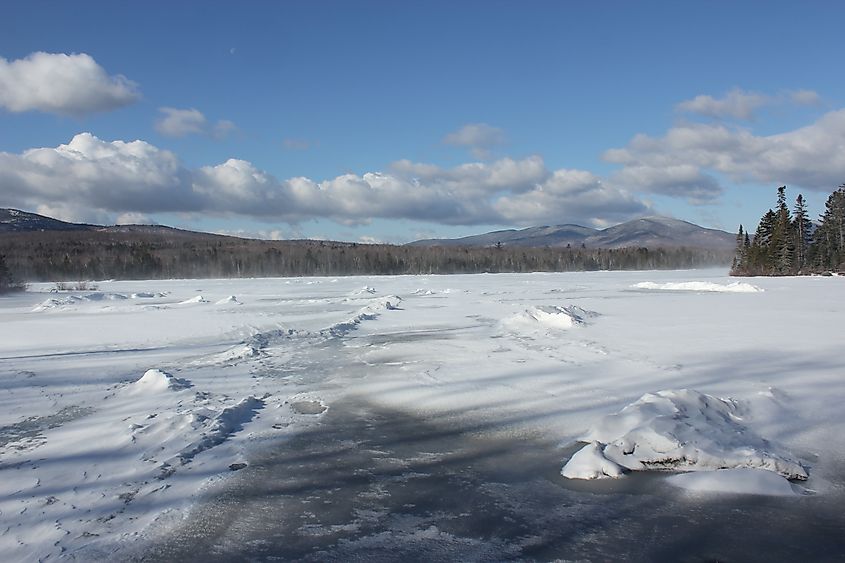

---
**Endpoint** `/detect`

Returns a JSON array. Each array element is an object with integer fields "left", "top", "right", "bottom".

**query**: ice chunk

[
  {"left": 562, "top": 389, "right": 807, "bottom": 481},
  {"left": 561, "top": 441, "right": 625, "bottom": 479},
  {"left": 215, "top": 295, "right": 241, "bottom": 305}
]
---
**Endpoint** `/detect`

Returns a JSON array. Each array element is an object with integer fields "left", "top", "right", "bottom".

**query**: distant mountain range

[
  {"left": 410, "top": 216, "right": 736, "bottom": 250},
  {"left": 1, "top": 208, "right": 735, "bottom": 251},
  {"left": 0, "top": 208, "right": 224, "bottom": 239}
]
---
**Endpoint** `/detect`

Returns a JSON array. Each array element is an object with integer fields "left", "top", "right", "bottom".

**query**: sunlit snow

[{"left": 0, "top": 270, "right": 843, "bottom": 560}]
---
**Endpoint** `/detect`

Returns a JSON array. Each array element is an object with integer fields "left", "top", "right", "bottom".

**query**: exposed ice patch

[
  {"left": 562, "top": 389, "right": 807, "bottom": 481},
  {"left": 633, "top": 281, "right": 763, "bottom": 293},
  {"left": 290, "top": 399, "right": 328, "bottom": 415},
  {"left": 667, "top": 468, "right": 798, "bottom": 496},
  {"left": 82, "top": 292, "right": 129, "bottom": 301},
  {"left": 131, "top": 369, "right": 192, "bottom": 393},
  {"left": 131, "top": 292, "right": 167, "bottom": 299}
]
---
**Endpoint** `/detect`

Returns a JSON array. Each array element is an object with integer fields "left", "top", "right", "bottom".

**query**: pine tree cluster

[
  {"left": 0, "top": 254, "right": 24, "bottom": 294},
  {"left": 731, "top": 184, "right": 845, "bottom": 276}
]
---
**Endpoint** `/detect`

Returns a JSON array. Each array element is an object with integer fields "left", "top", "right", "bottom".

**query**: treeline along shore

[{"left": 0, "top": 228, "right": 731, "bottom": 284}]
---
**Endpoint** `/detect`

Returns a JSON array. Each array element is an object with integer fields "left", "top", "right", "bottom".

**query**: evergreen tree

[
  {"left": 0, "top": 254, "right": 23, "bottom": 294},
  {"left": 731, "top": 225, "right": 746, "bottom": 274},
  {"left": 771, "top": 186, "right": 795, "bottom": 274},
  {"left": 749, "top": 209, "right": 776, "bottom": 274},
  {"left": 792, "top": 194, "right": 813, "bottom": 271},
  {"left": 813, "top": 185, "right": 845, "bottom": 271}
]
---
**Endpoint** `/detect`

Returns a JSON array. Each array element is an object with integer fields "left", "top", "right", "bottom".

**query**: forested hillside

[
  {"left": 731, "top": 185, "right": 845, "bottom": 276},
  {"left": 0, "top": 229, "right": 730, "bottom": 282}
]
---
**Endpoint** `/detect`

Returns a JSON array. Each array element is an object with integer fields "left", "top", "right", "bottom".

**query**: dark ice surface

[{"left": 134, "top": 399, "right": 845, "bottom": 562}]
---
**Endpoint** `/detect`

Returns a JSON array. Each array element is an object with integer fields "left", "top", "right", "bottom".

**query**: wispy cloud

[
  {"left": 443, "top": 123, "right": 506, "bottom": 159},
  {"left": 676, "top": 87, "right": 823, "bottom": 121},
  {"left": 0, "top": 52, "right": 139, "bottom": 116},
  {"left": 155, "top": 107, "right": 237, "bottom": 139},
  {"left": 676, "top": 88, "right": 769, "bottom": 120},
  {"left": 282, "top": 138, "right": 314, "bottom": 151}
]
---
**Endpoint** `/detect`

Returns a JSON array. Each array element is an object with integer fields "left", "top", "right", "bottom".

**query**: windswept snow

[
  {"left": 562, "top": 389, "right": 807, "bottom": 481},
  {"left": 633, "top": 281, "right": 763, "bottom": 293},
  {"left": 1, "top": 270, "right": 843, "bottom": 560},
  {"left": 31, "top": 292, "right": 129, "bottom": 311}
]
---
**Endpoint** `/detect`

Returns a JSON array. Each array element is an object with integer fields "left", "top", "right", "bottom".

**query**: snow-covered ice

[
  {"left": 1, "top": 270, "right": 843, "bottom": 560},
  {"left": 667, "top": 468, "right": 798, "bottom": 496}
]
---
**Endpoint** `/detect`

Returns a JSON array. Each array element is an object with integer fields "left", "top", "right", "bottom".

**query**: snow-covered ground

[{"left": 1, "top": 270, "right": 843, "bottom": 560}]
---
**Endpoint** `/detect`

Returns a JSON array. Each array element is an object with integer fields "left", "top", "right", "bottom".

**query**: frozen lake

[{"left": 1, "top": 270, "right": 844, "bottom": 560}]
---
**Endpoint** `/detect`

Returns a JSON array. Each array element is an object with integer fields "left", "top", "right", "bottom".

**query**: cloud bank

[
  {"left": 606, "top": 108, "right": 845, "bottom": 201},
  {"left": 0, "top": 52, "right": 139, "bottom": 116},
  {"left": 0, "top": 133, "right": 647, "bottom": 227}
]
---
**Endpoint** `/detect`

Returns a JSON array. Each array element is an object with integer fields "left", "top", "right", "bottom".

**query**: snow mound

[
  {"left": 32, "top": 296, "right": 82, "bottom": 312},
  {"left": 131, "top": 369, "right": 192, "bottom": 393},
  {"left": 353, "top": 286, "right": 378, "bottom": 295},
  {"left": 31, "top": 292, "right": 129, "bottom": 311},
  {"left": 205, "top": 343, "right": 262, "bottom": 364},
  {"left": 215, "top": 295, "right": 241, "bottom": 305},
  {"left": 178, "top": 295, "right": 209, "bottom": 304},
  {"left": 633, "top": 281, "right": 763, "bottom": 293},
  {"left": 667, "top": 468, "right": 798, "bottom": 496},
  {"left": 173, "top": 396, "right": 264, "bottom": 464},
  {"left": 504, "top": 305, "right": 595, "bottom": 331},
  {"left": 412, "top": 289, "right": 435, "bottom": 295},
  {"left": 562, "top": 389, "right": 807, "bottom": 481},
  {"left": 322, "top": 296, "right": 402, "bottom": 337}
]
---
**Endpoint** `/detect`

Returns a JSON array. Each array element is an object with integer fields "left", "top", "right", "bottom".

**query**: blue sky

[{"left": 2, "top": 1, "right": 844, "bottom": 242}]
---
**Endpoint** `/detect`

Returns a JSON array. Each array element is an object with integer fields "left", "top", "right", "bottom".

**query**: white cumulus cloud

[
  {"left": 605, "top": 108, "right": 845, "bottom": 200},
  {"left": 0, "top": 52, "right": 139, "bottom": 116},
  {"left": 0, "top": 133, "right": 650, "bottom": 228}
]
